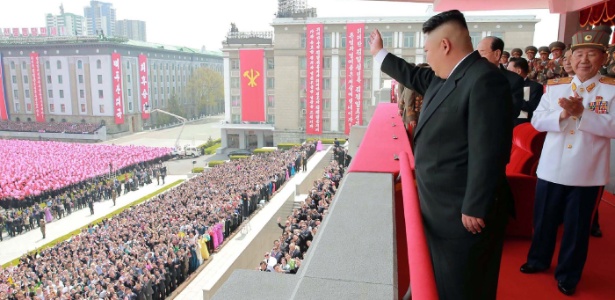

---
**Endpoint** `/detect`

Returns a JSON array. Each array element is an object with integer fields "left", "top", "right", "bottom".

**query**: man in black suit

[
  {"left": 478, "top": 36, "right": 525, "bottom": 120},
  {"left": 507, "top": 57, "right": 544, "bottom": 126},
  {"left": 370, "top": 10, "right": 513, "bottom": 300}
]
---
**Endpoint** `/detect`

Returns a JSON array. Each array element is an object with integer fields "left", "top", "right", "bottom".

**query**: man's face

[
  {"left": 423, "top": 32, "right": 446, "bottom": 78},
  {"left": 500, "top": 56, "right": 509, "bottom": 65},
  {"left": 540, "top": 52, "right": 549, "bottom": 61},
  {"left": 477, "top": 38, "right": 500, "bottom": 65},
  {"left": 552, "top": 48, "right": 563, "bottom": 59},
  {"left": 512, "top": 52, "right": 521, "bottom": 59},
  {"left": 563, "top": 49, "right": 574, "bottom": 75},
  {"left": 570, "top": 47, "right": 606, "bottom": 78}
]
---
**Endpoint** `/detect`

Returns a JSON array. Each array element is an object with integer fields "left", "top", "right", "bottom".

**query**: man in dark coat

[
  {"left": 507, "top": 57, "right": 544, "bottom": 126},
  {"left": 370, "top": 9, "right": 513, "bottom": 300}
]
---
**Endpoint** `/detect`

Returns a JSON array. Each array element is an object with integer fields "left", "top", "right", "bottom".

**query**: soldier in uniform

[
  {"left": 520, "top": 27, "right": 615, "bottom": 296},
  {"left": 545, "top": 41, "right": 567, "bottom": 81},
  {"left": 500, "top": 50, "right": 511, "bottom": 68},
  {"left": 533, "top": 46, "right": 552, "bottom": 84},
  {"left": 525, "top": 46, "right": 539, "bottom": 80},
  {"left": 511, "top": 48, "right": 523, "bottom": 59}
]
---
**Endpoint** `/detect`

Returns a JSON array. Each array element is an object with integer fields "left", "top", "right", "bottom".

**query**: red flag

[
  {"left": 306, "top": 23, "right": 324, "bottom": 135},
  {"left": 0, "top": 54, "right": 8, "bottom": 120},
  {"left": 30, "top": 53, "right": 45, "bottom": 122},
  {"left": 111, "top": 53, "right": 124, "bottom": 124},
  {"left": 138, "top": 54, "right": 150, "bottom": 119},
  {"left": 240, "top": 49, "right": 265, "bottom": 122},
  {"left": 345, "top": 23, "right": 365, "bottom": 135}
]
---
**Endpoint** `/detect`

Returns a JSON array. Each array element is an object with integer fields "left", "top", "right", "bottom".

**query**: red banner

[
  {"left": 12, "top": 28, "right": 19, "bottom": 37},
  {"left": 30, "top": 53, "right": 45, "bottom": 122},
  {"left": 0, "top": 54, "right": 8, "bottom": 120},
  {"left": 30, "top": 27, "right": 38, "bottom": 36},
  {"left": 50, "top": 27, "right": 57, "bottom": 36},
  {"left": 240, "top": 49, "right": 265, "bottom": 122},
  {"left": 306, "top": 23, "right": 324, "bottom": 135},
  {"left": 2, "top": 28, "right": 9, "bottom": 36},
  {"left": 112, "top": 53, "right": 124, "bottom": 124},
  {"left": 138, "top": 54, "right": 150, "bottom": 119},
  {"left": 345, "top": 23, "right": 365, "bottom": 135},
  {"left": 40, "top": 27, "right": 47, "bottom": 36},
  {"left": 21, "top": 28, "right": 28, "bottom": 36}
]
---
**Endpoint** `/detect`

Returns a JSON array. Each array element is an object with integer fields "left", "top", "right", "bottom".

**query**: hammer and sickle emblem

[{"left": 243, "top": 69, "right": 260, "bottom": 87}]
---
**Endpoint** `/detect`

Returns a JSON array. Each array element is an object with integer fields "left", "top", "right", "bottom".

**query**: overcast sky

[{"left": 0, "top": 0, "right": 559, "bottom": 51}]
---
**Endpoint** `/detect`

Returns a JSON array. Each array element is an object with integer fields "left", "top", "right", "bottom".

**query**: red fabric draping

[{"left": 580, "top": 0, "right": 615, "bottom": 27}]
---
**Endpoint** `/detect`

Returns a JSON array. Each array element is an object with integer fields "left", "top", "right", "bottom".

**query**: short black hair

[
  {"left": 509, "top": 57, "right": 529, "bottom": 74},
  {"left": 486, "top": 36, "right": 505, "bottom": 54},
  {"left": 422, "top": 10, "right": 468, "bottom": 34}
]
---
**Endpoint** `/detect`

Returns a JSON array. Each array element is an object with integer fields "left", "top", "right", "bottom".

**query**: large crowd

[
  {"left": 0, "top": 121, "right": 102, "bottom": 134},
  {"left": 0, "top": 140, "right": 171, "bottom": 201},
  {"left": 0, "top": 143, "right": 317, "bottom": 300}
]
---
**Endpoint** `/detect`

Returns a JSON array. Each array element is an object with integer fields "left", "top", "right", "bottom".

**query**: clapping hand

[{"left": 558, "top": 91, "right": 584, "bottom": 120}]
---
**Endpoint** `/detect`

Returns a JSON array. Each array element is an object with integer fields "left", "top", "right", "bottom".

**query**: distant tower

[
  {"left": 277, "top": 0, "right": 310, "bottom": 18},
  {"left": 60, "top": 3, "right": 65, "bottom": 14}
]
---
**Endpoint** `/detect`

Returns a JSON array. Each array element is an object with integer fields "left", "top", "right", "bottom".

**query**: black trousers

[{"left": 527, "top": 179, "right": 601, "bottom": 286}]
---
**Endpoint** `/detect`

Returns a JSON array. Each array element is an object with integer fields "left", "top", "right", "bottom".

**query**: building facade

[
  {"left": 221, "top": 15, "right": 538, "bottom": 146},
  {"left": 45, "top": 12, "right": 87, "bottom": 36},
  {"left": 116, "top": 20, "right": 147, "bottom": 42},
  {"left": 0, "top": 37, "right": 222, "bottom": 134},
  {"left": 84, "top": 1, "right": 116, "bottom": 36}
]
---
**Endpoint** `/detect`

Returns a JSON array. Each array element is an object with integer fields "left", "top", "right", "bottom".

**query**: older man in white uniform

[{"left": 519, "top": 26, "right": 615, "bottom": 296}]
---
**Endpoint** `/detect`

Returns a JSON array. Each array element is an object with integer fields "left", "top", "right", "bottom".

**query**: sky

[{"left": 0, "top": 0, "right": 559, "bottom": 51}]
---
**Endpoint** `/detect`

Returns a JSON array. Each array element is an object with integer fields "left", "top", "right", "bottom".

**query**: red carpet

[{"left": 498, "top": 192, "right": 615, "bottom": 299}]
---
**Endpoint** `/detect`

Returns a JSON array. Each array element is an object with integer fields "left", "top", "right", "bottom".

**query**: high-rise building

[
  {"left": 45, "top": 4, "right": 87, "bottom": 36},
  {"left": 116, "top": 20, "right": 147, "bottom": 42},
  {"left": 84, "top": 0, "right": 116, "bottom": 36}
]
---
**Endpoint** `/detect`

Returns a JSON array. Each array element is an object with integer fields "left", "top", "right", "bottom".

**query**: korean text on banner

[
  {"left": 138, "top": 55, "right": 150, "bottom": 119},
  {"left": 239, "top": 49, "right": 265, "bottom": 122},
  {"left": 306, "top": 23, "right": 324, "bottom": 135},
  {"left": 112, "top": 53, "right": 124, "bottom": 124},
  {"left": 30, "top": 53, "right": 45, "bottom": 122},
  {"left": 345, "top": 23, "right": 365, "bottom": 135},
  {"left": 0, "top": 54, "right": 8, "bottom": 120}
]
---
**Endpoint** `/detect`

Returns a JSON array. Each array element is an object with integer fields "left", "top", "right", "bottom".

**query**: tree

[{"left": 186, "top": 67, "right": 224, "bottom": 116}]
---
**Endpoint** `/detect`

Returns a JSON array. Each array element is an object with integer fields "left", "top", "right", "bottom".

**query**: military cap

[
  {"left": 501, "top": 51, "right": 510, "bottom": 58},
  {"left": 549, "top": 41, "right": 566, "bottom": 51},
  {"left": 538, "top": 46, "right": 551, "bottom": 54},
  {"left": 511, "top": 48, "right": 523, "bottom": 56},
  {"left": 525, "top": 46, "right": 538, "bottom": 54},
  {"left": 571, "top": 25, "right": 611, "bottom": 52}
]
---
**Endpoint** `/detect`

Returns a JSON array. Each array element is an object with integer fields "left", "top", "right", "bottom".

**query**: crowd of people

[
  {"left": 0, "top": 140, "right": 171, "bottom": 201},
  {"left": 0, "top": 120, "right": 102, "bottom": 134},
  {"left": 0, "top": 143, "right": 318, "bottom": 299},
  {"left": 260, "top": 145, "right": 350, "bottom": 274}
]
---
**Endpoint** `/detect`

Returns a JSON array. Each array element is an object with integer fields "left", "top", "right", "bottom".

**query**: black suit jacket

[
  {"left": 500, "top": 64, "right": 525, "bottom": 120},
  {"left": 515, "top": 78, "right": 543, "bottom": 125},
  {"left": 381, "top": 51, "right": 513, "bottom": 239}
]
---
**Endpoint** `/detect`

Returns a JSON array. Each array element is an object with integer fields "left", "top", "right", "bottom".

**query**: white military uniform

[{"left": 532, "top": 73, "right": 615, "bottom": 186}]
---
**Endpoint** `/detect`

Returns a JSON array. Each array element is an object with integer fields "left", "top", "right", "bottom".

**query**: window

[
  {"left": 99, "top": 105, "right": 104, "bottom": 113},
  {"left": 340, "top": 56, "right": 346, "bottom": 68},
  {"left": 56, "top": 61, "right": 62, "bottom": 69},
  {"left": 49, "top": 104, "right": 55, "bottom": 112},
  {"left": 10, "top": 61, "right": 15, "bottom": 69},
  {"left": 267, "top": 95, "right": 275, "bottom": 107},
  {"left": 127, "top": 61, "right": 131, "bottom": 69},
  {"left": 267, "top": 78, "right": 275, "bottom": 89},
  {"left": 128, "top": 102, "right": 133, "bottom": 111},
  {"left": 300, "top": 33, "right": 306, "bottom": 48},
  {"left": 323, "top": 57, "right": 331, "bottom": 69},
  {"left": 267, "top": 114, "right": 275, "bottom": 124},
  {"left": 381, "top": 32, "right": 394, "bottom": 48},
  {"left": 80, "top": 89, "right": 84, "bottom": 98},
  {"left": 324, "top": 98, "right": 331, "bottom": 109},
  {"left": 97, "top": 75, "right": 103, "bottom": 84},
  {"left": 26, "top": 103, "right": 31, "bottom": 112},
  {"left": 78, "top": 75, "right": 83, "bottom": 84},
  {"left": 470, "top": 32, "right": 482, "bottom": 48},
  {"left": 25, "top": 90, "right": 30, "bottom": 98},
  {"left": 491, "top": 31, "right": 504, "bottom": 39},
  {"left": 48, "top": 90, "right": 53, "bottom": 98},
  {"left": 363, "top": 80, "right": 372, "bottom": 90},
  {"left": 13, "top": 89, "right": 18, "bottom": 98},
  {"left": 81, "top": 104, "right": 86, "bottom": 113},
  {"left": 14, "top": 103, "right": 20, "bottom": 113},
  {"left": 267, "top": 58, "right": 274, "bottom": 70},
  {"left": 323, "top": 78, "right": 331, "bottom": 90},
  {"left": 11, "top": 75, "right": 16, "bottom": 84},
  {"left": 324, "top": 33, "right": 332, "bottom": 49},
  {"left": 127, "top": 89, "right": 132, "bottom": 97},
  {"left": 403, "top": 32, "right": 415, "bottom": 48},
  {"left": 364, "top": 56, "right": 372, "bottom": 70},
  {"left": 231, "top": 78, "right": 239, "bottom": 88},
  {"left": 98, "top": 90, "right": 104, "bottom": 98},
  {"left": 172, "top": 75, "right": 175, "bottom": 82},
  {"left": 154, "top": 87, "right": 157, "bottom": 94},
  {"left": 77, "top": 60, "right": 83, "bottom": 69},
  {"left": 299, "top": 57, "right": 306, "bottom": 70},
  {"left": 153, "top": 75, "right": 157, "bottom": 83},
  {"left": 231, "top": 96, "right": 240, "bottom": 107},
  {"left": 47, "top": 75, "right": 52, "bottom": 84},
  {"left": 59, "top": 90, "right": 64, "bottom": 98},
  {"left": 60, "top": 104, "right": 66, "bottom": 113},
  {"left": 341, "top": 36, "right": 346, "bottom": 48},
  {"left": 231, "top": 59, "right": 239, "bottom": 70},
  {"left": 127, "top": 75, "right": 131, "bottom": 83},
  {"left": 232, "top": 114, "right": 241, "bottom": 124},
  {"left": 96, "top": 59, "right": 102, "bottom": 69},
  {"left": 23, "top": 75, "right": 28, "bottom": 84},
  {"left": 45, "top": 61, "right": 50, "bottom": 69},
  {"left": 58, "top": 75, "right": 63, "bottom": 84},
  {"left": 22, "top": 61, "right": 26, "bottom": 69},
  {"left": 161, "top": 87, "right": 164, "bottom": 95}
]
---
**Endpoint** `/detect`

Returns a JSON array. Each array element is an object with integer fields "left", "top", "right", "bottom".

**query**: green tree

[
  {"left": 186, "top": 67, "right": 224, "bottom": 116},
  {"left": 167, "top": 93, "right": 184, "bottom": 117}
]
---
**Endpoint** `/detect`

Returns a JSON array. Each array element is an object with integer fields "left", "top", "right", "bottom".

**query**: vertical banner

[
  {"left": 0, "top": 54, "right": 9, "bottom": 120},
  {"left": 138, "top": 54, "right": 150, "bottom": 119},
  {"left": 306, "top": 23, "right": 324, "bottom": 135},
  {"left": 345, "top": 23, "right": 365, "bottom": 135},
  {"left": 50, "top": 27, "right": 57, "bottom": 36},
  {"left": 30, "top": 28, "right": 38, "bottom": 36},
  {"left": 112, "top": 53, "right": 124, "bottom": 124},
  {"left": 30, "top": 53, "right": 45, "bottom": 122},
  {"left": 12, "top": 28, "right": 19, "bottom": 37},
  {"left": 39, "top": 27, "right": 47, "bottom": 36},
  {"left": 21, "top": 28, "right": 29, "bottom": 36},
  {"left": 2, "top": 29, "right": 9, "bottom": 36},
  {"left": 239, "top": 49, "right": 265, "bottom": 122}
]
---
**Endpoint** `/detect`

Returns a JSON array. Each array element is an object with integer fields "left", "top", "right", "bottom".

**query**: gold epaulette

[
  {"left": 599, "top": 76, "right": 615, "bottom": 85},
  {"left": 547, "top": 77, "right": 573, "bottom": 85}
]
